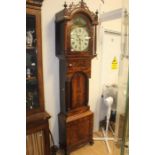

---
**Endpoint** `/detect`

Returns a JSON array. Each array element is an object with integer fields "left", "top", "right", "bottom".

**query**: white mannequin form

[{"left": 93, "top": 96, "right": 114, "bottom": 153}]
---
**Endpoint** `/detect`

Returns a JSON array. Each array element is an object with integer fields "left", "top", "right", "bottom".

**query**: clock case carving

[{"left": 55, "top": 1, "right": 98, "bottom": 154}]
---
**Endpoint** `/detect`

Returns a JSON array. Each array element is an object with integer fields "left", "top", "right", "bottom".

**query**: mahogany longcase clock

[{"left": 55, "top": 1, "right": 98, "bottom": 154}]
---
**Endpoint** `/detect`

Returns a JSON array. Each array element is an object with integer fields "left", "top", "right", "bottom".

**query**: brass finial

[
  {"left": 81, "top": 0, "right": 84, "bottom": 7},
  {"left": 64, "top": 1, "right": 67, "bottom": 8},
  {"left": 95, "top": 10, "right": 99, "bottom": 16},
  {"left": 101, "top": 0, "right": 104, "bottom": 4}
]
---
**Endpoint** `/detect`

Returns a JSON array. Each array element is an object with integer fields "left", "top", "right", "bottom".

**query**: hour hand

[{"left": 76, "top": 34, "right": 80, "bottom": 38}]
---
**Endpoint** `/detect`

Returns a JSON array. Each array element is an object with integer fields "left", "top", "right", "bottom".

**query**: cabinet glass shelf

[{"left": 26, "top": 46, "right": 36, "bottom": 51}]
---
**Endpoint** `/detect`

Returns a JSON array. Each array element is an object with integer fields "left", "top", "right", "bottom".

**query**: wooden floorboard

[{"left": 57, "top": 131, "right": 121, "bottom": 155}]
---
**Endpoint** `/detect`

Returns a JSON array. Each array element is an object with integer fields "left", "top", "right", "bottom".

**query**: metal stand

[{"left": 93, "top": 97, "right": 115, "bottom": 153}]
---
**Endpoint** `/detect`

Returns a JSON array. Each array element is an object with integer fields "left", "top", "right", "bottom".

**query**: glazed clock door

[
  {"left": 71, "top": 26, "right": 90, "bottom": 51},
  {"left": 69, "top": 14, "right": 93, "bottom": 53}
]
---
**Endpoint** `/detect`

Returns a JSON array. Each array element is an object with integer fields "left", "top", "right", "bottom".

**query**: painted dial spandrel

[{"left": 71, "top": 27, "right": 90, "bottom": 51}]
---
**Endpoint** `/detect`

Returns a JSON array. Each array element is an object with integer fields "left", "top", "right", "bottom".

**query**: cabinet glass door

[{"left": 26, "top": 14, "right": 39, "bottom": 110}]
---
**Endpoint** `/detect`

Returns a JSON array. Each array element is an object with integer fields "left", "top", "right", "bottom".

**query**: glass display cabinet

[
  {"left": 26, "top": 5, "right": 44, "bottom": 114},
  {"left": 26, "top": 1, "right": 57, "bottom": 155},
  {"left": 114, "top": 0, "right": 129, "bottom": 154}
]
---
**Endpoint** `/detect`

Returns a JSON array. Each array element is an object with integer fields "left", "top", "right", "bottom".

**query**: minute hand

[{"left": 79, "top": 37, "right": 82, "bottom": 50}]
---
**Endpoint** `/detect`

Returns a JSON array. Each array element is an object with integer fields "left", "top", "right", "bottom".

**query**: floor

[{"left": 57, "top": 131, "right": 121, "bottom": 155}]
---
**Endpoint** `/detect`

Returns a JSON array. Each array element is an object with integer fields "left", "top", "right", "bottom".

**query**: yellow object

[{"left": 111, "top": 57, "right": 118, "bottom": 70}]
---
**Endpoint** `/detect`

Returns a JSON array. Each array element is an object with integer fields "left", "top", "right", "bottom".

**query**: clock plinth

[
  {"left": 55, "top": 1, "right": 98, "bottom": 154},
  {"left": 58, "top": 110, "right": 93, "bottom": 155}
]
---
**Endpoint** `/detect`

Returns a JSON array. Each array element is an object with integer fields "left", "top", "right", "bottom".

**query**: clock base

[{"left": 58, "top": 110, "right": 94, "bottom": 154}]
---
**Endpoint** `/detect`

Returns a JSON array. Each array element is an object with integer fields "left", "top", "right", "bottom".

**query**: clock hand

[
  {"left": 76, "top": 34, "right": 81, "bottom": 50},
  {"left": 79, "top": 38, "right": 82, "bottom": 50}
]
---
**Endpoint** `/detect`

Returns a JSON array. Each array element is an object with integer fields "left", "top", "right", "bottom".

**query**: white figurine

[{"left": 26, "top": 30, "right": 34, "bottom": 47}]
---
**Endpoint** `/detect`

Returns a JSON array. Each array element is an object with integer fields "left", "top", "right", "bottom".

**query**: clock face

[{"left": 70, "top": 27, "right": 90, "bottom": 52}]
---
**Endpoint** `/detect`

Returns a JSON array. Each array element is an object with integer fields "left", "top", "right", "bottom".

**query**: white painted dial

[{"left": 71, "top": 27, "right": 90, "bottom": 51}]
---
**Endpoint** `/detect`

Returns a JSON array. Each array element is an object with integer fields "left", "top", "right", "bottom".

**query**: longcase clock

[{"left": 55, "top": 1, "right": 98, "bottom": 154}]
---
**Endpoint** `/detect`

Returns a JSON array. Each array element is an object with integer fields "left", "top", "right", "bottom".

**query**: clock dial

[{"left": 71, "top": 27, "right": 90, "bottom": 51}]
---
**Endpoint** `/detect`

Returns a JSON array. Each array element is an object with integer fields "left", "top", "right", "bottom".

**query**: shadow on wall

[{"left": 43, "top": 16, "right": 60, "bottom": 146}]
